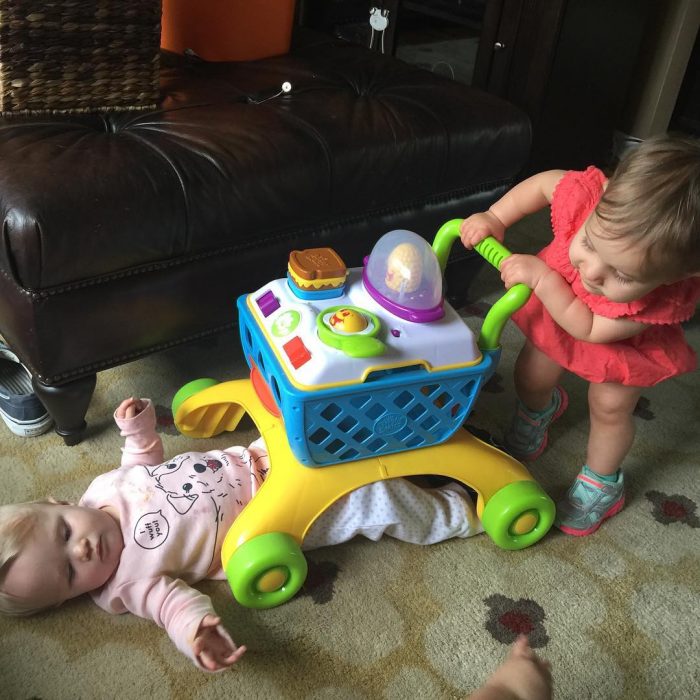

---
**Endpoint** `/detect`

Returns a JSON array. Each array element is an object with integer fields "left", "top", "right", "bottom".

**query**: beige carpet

[{"left": 1, "top": 210, "right": 698, "bottom": 699}]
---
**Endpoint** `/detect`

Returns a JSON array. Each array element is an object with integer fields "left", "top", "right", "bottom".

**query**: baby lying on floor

[{"left": 0, "top": 396, "right": 481, "bottom": 671}]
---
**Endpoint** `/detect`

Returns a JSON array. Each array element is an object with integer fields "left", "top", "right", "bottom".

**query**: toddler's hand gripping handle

[{"left": 432, "top": 219, "right": 532, "bottom": 351}]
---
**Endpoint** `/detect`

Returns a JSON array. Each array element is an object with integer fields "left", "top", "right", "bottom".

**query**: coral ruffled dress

[{"left": 512, "top": 166, "right": 700, "bottom": 386}]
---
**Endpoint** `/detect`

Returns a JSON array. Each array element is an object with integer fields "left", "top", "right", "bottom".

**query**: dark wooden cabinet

[
  {"left": 671, "top": 28, "right": 700, "bottom": 137},
  {"left": 473, "top": 0, "right": 653, "bottom": 172},
  {"left": 298, "top": 0, "right": 653, "bottom": 172}
]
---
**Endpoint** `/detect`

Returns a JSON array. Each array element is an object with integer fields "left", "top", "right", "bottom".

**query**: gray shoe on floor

[{"left": 0, "top": 342, "right": 53, "bottom": 437}]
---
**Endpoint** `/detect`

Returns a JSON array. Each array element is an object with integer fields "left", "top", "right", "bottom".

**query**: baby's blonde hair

[
  {"left": 596, "top": 134, "right": 700, "bottom": 279},
  {"left": 0, "top": 501, "right": 51, "bottom": 616}
]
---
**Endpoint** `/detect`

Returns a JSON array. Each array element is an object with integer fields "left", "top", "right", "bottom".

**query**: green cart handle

[{"left": 432, "top": 218, "right": 532, "bottom": 351}]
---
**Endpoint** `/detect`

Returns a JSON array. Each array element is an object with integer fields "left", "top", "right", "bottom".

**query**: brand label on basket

[{"left": 374, "top": 413, "right": 408, "bottom": 435}]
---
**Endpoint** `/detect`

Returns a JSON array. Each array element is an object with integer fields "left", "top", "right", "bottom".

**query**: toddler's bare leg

[
  {"left": 514, "top": 341, "right": 563, "bottom": 411},
  {"left": 587, "top": 382, "right": 642, "bottom": 476}
]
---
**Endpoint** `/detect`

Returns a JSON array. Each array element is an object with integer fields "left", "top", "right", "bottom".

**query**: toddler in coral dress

[{"left": 460, "top": 135, "right": 700, "bottom": 535}]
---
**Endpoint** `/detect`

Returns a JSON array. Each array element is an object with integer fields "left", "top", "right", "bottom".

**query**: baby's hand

[
  {"left": 115, "top": 397, "right": 147, "bottom": 420},
  {"left": 193, "top": 614, "right": 246, "bottom": 672},
  {"left": 500, "top": 254, "right": 552, "bottom": 291},
  {"left": 475, "top": 635, "right": 552, "bottom": 700},
  {"left": 460, "top": 211, "right": 506, "bottom": 249}
]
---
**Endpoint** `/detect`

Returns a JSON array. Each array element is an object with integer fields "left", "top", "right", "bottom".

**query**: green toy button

[{"left": 271, "top": 309, "right": 301, "bottom": 337}]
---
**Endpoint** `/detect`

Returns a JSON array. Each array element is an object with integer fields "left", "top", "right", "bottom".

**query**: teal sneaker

[
  {"left": 503, "top": 386, "right": 568, "bottom": 461},
  {"left": 555, "top": 467, "right": 625, "bottom": 536}
]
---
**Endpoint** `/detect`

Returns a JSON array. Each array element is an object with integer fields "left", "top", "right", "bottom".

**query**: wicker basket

[{"left": 0, "top": 1, "right": 162, "bottom": 116}]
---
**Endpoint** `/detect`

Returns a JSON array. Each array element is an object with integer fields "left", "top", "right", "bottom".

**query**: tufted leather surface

[
  {"left": 0, "top": 33, "right": 529, "bottom": 391},
  {"left": 1, "top": 38, "right": 529, "bottom": 291}
]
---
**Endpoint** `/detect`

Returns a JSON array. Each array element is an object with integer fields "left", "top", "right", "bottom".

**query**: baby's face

[
  {"left": 3, "top": 503, "right": 123, "bottom": 610},
  {"left": 569, "top": 214, "right": 665, "bottom": 303}
]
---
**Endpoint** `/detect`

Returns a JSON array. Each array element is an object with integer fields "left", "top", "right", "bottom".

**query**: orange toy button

[{"left": 283, "top": 336, "right": 311, "bottom": 369}]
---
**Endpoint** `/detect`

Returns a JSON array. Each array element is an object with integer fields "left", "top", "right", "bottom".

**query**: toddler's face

[
  {"left": 2, "top": 503, "right": 123, "bottom": 610},
  {"left": 569, "top": 214, "right": 665, "bottom": 303}
]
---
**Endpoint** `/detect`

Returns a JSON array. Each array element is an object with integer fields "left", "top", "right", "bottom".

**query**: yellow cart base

[{"left": 174, "top": 377, "right": 555, "bottom": 609}]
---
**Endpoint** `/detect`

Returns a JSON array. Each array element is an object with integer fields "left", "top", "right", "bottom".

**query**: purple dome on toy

[{"left": 362, "top": 230, "right": 444, "bottom": 322}]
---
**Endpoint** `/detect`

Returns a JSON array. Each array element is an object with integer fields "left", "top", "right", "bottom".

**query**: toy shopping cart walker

[{"left": 172, "top": 219, "right": 555, "bottom": 610}]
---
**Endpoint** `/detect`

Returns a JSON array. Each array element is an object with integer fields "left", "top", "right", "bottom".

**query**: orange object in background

[{"left": 161, "top": 0, "right": 296, "bottom": 62}]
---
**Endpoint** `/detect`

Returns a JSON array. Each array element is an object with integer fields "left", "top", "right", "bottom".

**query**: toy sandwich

[{"left": 287, "top": 247, "right": 347, "bottom": 298}]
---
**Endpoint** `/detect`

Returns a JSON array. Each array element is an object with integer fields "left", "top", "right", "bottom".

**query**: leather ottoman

[{"left": 0, "top": 33, "right": 530, "bottom": 445}]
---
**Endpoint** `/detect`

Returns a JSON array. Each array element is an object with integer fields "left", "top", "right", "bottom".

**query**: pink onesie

[
  {"left": 80, "top": 400, "right": 479, "bottom": 670},
  {"left": 80, "top": 400, "right": 265, "bottom": 668}
]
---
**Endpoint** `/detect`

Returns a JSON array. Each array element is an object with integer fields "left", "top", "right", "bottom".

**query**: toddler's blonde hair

[
  {"left": 0, "top": 501, "right": 51, "bottom": 616},
  {"left": 596, "top": 134, "right": 700, "bottom": 279}
]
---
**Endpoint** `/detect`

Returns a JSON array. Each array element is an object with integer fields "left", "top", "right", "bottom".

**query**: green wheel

[
  {"left": 482, "top": 480, "right": 555, "bottom": 550},
  {"left": 226, "top": 532, "right": 308, "bottom": 609},
  {"left": 171, "top": 378, "right": 218, "bottom": 417}
]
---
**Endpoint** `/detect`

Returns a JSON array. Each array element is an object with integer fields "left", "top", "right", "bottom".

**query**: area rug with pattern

[{"left": 1, "top": 211, "right": 698, "bottom": 699}]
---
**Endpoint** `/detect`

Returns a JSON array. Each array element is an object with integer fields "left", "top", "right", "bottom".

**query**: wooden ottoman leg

[{"left": 31, "top": 374, "right": 97, "bottom": 446}]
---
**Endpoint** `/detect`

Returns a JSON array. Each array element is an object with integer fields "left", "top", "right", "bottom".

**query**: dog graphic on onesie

[{"left": 125, "top": 447, "right": 264, "bottom": 573}]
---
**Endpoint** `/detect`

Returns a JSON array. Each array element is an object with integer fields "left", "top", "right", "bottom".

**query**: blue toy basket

[{"left": 239, "top": 295, "right": 499, "bottom": 467}]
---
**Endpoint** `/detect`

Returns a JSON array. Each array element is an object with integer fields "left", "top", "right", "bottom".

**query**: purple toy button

[{"left": 256, "top": 290, "right": 280, "bottom": 317}]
